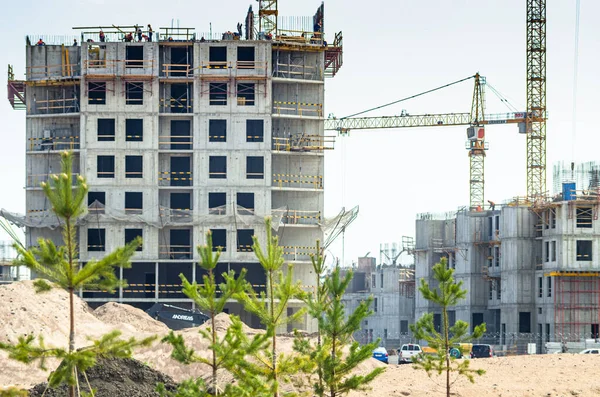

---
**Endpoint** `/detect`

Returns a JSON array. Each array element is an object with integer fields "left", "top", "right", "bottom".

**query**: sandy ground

[{"left": 2, "top": 281, "right": 600, "bottom": 396}]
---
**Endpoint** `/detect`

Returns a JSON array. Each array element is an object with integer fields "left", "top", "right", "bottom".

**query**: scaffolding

[
  {"left": 549, "top": 271, "right": 600, "bottom": 341},
  {"left": 7, "top": 65, "right": 26, "bottom": 110},
  {"left": 272, "top": 134, "right": 334, "bottom": 152}
]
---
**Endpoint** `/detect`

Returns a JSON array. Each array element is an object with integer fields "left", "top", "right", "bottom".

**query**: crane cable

[
  {"left": 341, "top": 74, "right": 476, "bottom": 119},
  {"left": 572, "top": 0, "right": 581, "bottom": 165},
  {"left": 486, "top": 82, "right": 521, "bottom": 113}
]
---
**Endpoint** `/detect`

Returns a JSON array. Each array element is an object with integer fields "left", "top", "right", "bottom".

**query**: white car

[
  {"left": 398, "top": 343, "right": 422, "bottom": 363},
  {"left": 579, "top": 348, "right": 600, "bottom": 354}
]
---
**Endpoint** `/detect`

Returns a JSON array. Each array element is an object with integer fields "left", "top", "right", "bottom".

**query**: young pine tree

[
  {"left": 318, "top": 266, "right": 384, "bottom": 397},
  {"left": 411, "top": 257, "right": 486, "bottom": 397},
  {"left": 160, "top": 231, "right": 270, "bottom": 397},
  {"left": 236, "top": 217, "right": 306, "bottom": 397},
  {"left": 0, "top": 151, "right": 153, "bottom": 397}
]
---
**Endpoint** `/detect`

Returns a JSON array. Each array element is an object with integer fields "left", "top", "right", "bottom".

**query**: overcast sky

[{"left": 0, "top": 0, "right": 596, "bottom": 267}]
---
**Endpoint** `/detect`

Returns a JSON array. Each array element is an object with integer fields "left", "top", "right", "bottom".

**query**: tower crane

[{"left": 324, "top": 74, "right": 528, "bottom": 210}]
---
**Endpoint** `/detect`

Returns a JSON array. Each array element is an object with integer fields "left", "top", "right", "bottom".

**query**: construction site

[{"left": 3, "top": 0, "right": 600, "bottom": 357}]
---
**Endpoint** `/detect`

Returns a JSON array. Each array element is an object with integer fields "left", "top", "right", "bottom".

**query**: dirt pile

[
  {"left": 28, "top": 358, "right": 177, "bottom": 397},
  {"left": 93, "top": 302, "right": 168, "bottom": 333}
]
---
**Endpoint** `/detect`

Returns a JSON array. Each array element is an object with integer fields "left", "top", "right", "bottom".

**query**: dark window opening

[
  {"left": 544, "top": 241, "right": 550, "bottom": 262},
  {"left": 246, "top": 156, "right": 264, "bottom": 179},
  {"left": 126, "top": 82, "right": 144, "bottom": 105},
  {"left": 237, "top": 47, "right": 255, "bottom": 68},
  {"left": 97, "top": 118, "right": 115, "bottom": 141},
  {"left": 237, "top": 229, "right": 254, "bottom": 252},
  {"left": 518, "top": 311, "right": 531, "bottom": 333},
  {"left": 210, "top": 229, "right": 227, "bottom": 252},
  {"left": 209, "top": 120, "right": 227, "bottom": 142},
  {"left": 88, "top": 228, "right": 105, "bottom": 251},
  {"left": 209, "top": 83, "right": 227, "bottom": 106},
  {"left": 168, "top": 83, "right": 192, "bottom": 113},
  {"left": 545, "top": 323, "right": 550, "bottom": 342},
  {"left": 125, "top": 155, "right": 143, "bottom": 178},
  {"left": 547, "top": 276, "right": 552, "bottom": 297},
  {"left": 170, "top": 156, "right": 191, "bottom": 187},
  {"left": 209, "top": 192, "right": 226, "bottom": 215},
  {"left": 592, "top": 324, "right": 599, "bottom": 339},
  {"left": 237, "top": 83, "right": 255, "bottom": 106},
  {"left": 88, "top": 191, "right": 105, "bottom": 214},
  {"left": 171, "top": 192, "right": 191, "bottom": 210},
  {"left": 472, "top": 313, "right": 484, "bottom": 333},
  {"left": 170, "top": 120, "right": 191, "bottom": 149},
  {"left": 169, "top": 229, "right": 191, "bottom": 259},
  {"left": 125, "top": 46, "right": 144, "bottom": 68},
  {"left": 97, "top": 155, "right": 114, "bottom": 178},
  {"left": 126, "top": 119, "right": 143, "bottom": 142},
  {"left": 374, "top": 297, "right": 378, "bottom": 313},
  {"left": 125, "top": 192, "right": 143, "bottom": 214},
  {"left": 246, "top": 119, "right": 264, "bottom": 142},
  {"left": 576, "top": 207, "right": 593, "bottom": 228},
  {"left": 169, "top": 47, "right": 192, "bottom": 77},
  {"left": 237, "top": 193, "right": 254, "bottom": 213},
  {"left": 88, "top": 82, "right": 106, "bottom": 105},
  {"left": 400, "top": 320, "right": 408, "bottom": 333},
  {"left": 577, "top": 240, "right": 593, "bottom": 261},
  {"left": 125, "top": 228, "right": 143, "bottom": 251},
  {"left": 209, "top": 47, "right": 227, "bottom": 68},
  {"left": 209, "top": 156, "right": 227, "bottom": 179},
  {"left": 433, "top": 313, "right": 441, "bottom": 332},
  {"left": 538, "top": 277, "right": 543, "bottom": 298}
]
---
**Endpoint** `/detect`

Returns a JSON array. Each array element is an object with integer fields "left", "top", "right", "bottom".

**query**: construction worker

[
  {"left": 488, "top": 200, "right": 496, "bottom": 211},
  {"left": 147, "top": 24, "right": 153, "bottom": 42},
  {"left": 73, "top": 39, "right": 78, "bottom": 46},
  {"left": 137, "top": 26, "right": 143, "bottom": 42},
  {"left": 36, "top": 38, "right": 45, "bottom": 46},
  {"left": 99, "top": 30, "right": 105, "bottom": 42}
]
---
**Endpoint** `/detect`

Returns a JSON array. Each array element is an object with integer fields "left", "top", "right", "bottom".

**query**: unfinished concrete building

[
  {"left": 415, "top": 163, "right": 600, "bottom": 352},
  {"left": 5, "top": 3, "right": 344, "bottom": 330},
  {"left": 341, "top": 256, "right": 415, "bottom": 349}
]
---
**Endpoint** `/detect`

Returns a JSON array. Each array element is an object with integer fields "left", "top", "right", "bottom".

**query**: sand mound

[{"left": 94, "top": 302, "right": 168, "bottom": 333}]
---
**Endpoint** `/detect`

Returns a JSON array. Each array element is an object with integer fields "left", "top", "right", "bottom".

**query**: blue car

[{"left": 372, "top": 347, "right": 389, "bottom": 364}]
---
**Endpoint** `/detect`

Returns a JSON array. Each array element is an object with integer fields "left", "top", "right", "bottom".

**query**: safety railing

[
  {"left": 272, "top": 174, "right": 323, "bottom": 189},
  {"left": 159, "top": 98, "right": 193, "bottom": 113},
  {"left": 27, "top": 173, "right": 80, "bottom": 188},
  {"left": 272, "top": 101, "right": 323, "bottom": 117},
  {"left": 158, "top": 135, "right": 193, "bottom": 150},
  {"left": 279, "top": 210, "right": 321, "bottom": 225},
  {"left": 209, "top": 206, "right": 227, "bottom": 215},
  {"left": 124, "top": 207, "right": 143, "bottom": 215},
  {"left": 273, "top": 62, "right": 322, "bottom": 81},
  {"left": 158, "top": 171, "right": 193, "bottom": 186},
  {"left": 196, "top": 61, "right": 268, "bottom": 76},
  {"left": 28, "top": 135, "right": 80, "bottom": 151},
  {"left": 159, "top": 245, "right": 193, "bottom": 259},
  {"left": 83, "top": 59, "right": 155, "bottom": 75},
  {"left": 122, "top": 283, "right": 156, "bottom": 297},
  {"left": 31, "top": 98, "right": 79, "bottom": 114},
  {"left": 237, "top": 244, "right": 253, "bottom": 253},
  {"left": 276, "top": 29, "right": 324, "bottom": 45},
  {"left": 161, "top": 64, "right": 193, "bottom": 77},
  {"left": 282, "top": 246, "right": 317, "bottom": 261},
  {"left": 159, "top": 207, "right": 193, "bottom": 223},
  {"left": 272, "top": 134, "right": 335, "bottom": 152},
  {"left": 27, "top": 63, "right": 81, "bottom": 80},
  {"left": 209, "top": 171, "right": 227, "bottom": 179}
]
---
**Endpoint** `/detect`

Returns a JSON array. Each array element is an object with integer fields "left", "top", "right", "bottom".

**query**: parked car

[
  {"left": 470, "top": 344, "right": 494, "bottom": 358},
  {"left": 579, "top": 348, "right": 600, "bottom": 354},
  {"left": 398, "top": 343, "right": 422, "bottom": 363},
  {"left": 372, "top": 347, "right": 389, "bottom": 364}
]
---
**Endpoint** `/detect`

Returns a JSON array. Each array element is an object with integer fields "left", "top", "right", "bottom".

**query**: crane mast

[
  {"left": 468, "top": 73, "right": 487, "bottom": 210},
  {"left": 526, "top": 0, "right": 547, "bottom": 202}
]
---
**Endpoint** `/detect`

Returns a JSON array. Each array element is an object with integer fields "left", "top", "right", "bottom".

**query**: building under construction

[
  {"left": 415, "top": 162, "right": 600, "bottom": 351},
  {"left": 5, "top": 2, "right": 344, "bottom": 330}
]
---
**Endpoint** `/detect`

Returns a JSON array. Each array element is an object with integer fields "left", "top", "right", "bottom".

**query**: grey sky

[{"left": 0, "top": 0, "right": 595, "bottom": 266}]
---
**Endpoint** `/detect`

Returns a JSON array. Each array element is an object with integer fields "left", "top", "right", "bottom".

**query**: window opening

[
  {"left": 170, "top": 120, "right": 191, "bottom": 149},
  {"left": 171, "top": 192, "right": 191, "bottom": 210},
  {"left": 126, "top": 119, "right": 143, "bottom": 141},
  {"left": 97, "top": 155, "right": 114, "bottom": 178},
  {"left": 209, "top": 156, "right": 227, "bottom": 179},
  {"left": 125, "top": 228, "right": 143, "bottom": 251},
  {"left": 237, "top": 193, "right": 255, "bottom": 214},
  {"left": 209, "top": 83, "right": 228, "bottom": 106},
  {"left": 88, "top": 191, "right": 105, "bottom": 214},
  {"left": 170, "top": 156, "right": 191, "bottom": 187},
  {"left": 577, "top": 240, "right": 592, "bottom": 261},
  {"left": 209, "top": 120, "right": 227, "bottom": 142},
  {"left": 576, "top": 207, "right": 593, "bottom": 228},
  {"left": 97, "top": 118, "right": 115, "bottom": 141},
  {"left": 88, "top": 82, "right": 106, "bottom": 105},
  {"left": 237, "top": 83, "right": 255, "bottom": 106},
  {"left": 125, "top": 192, "right": 143, "bottom": 214},
  {"left": 237, "top": 229, "right": 254, "bottom": 252},
  {"left": 169, "top": 229, "right": 191, "bottom": 259},
  {"left": 518, "top": 311, "right": 531, "bottom": 333},
  {"left": 209, "top": 192, "right": 226, "bottom": 215},
  {"left": 209, "top": 47, "right": 227, "bottom": 68},
  {"left": 126, "top": 82, "right": 144, "bottom": 105},
  {"left": 125, "top": 46, "right": 144, "bottom": 68},
  {"left": 169, "top": 47, "right": 191, "bottom": 77},
  {"left": 237, "top": 47, "right": 255, "bottom": 68},
  {"left": 246, "top": 119, "right": 264, "bottom": 142},
  {"left": 88, "top": 228, "right": 105, "bottom": 251},
  {"left": 551, "top": 241, "right": 556, "bottom": 261},
  {"left": 125, "top": 155, "right": 143, "bottom": 178},
  {"left": 246, "top": 156, "right": 264, "bottom": 179},
  {"left": 210, "top": 229, "right": 227, "bottom": 251},
  {"left": 168, "top": 83, "right": 192, "bottom": 113},
  {"left": 547, "top": 276, "right": 552, "bottom": 297}
]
